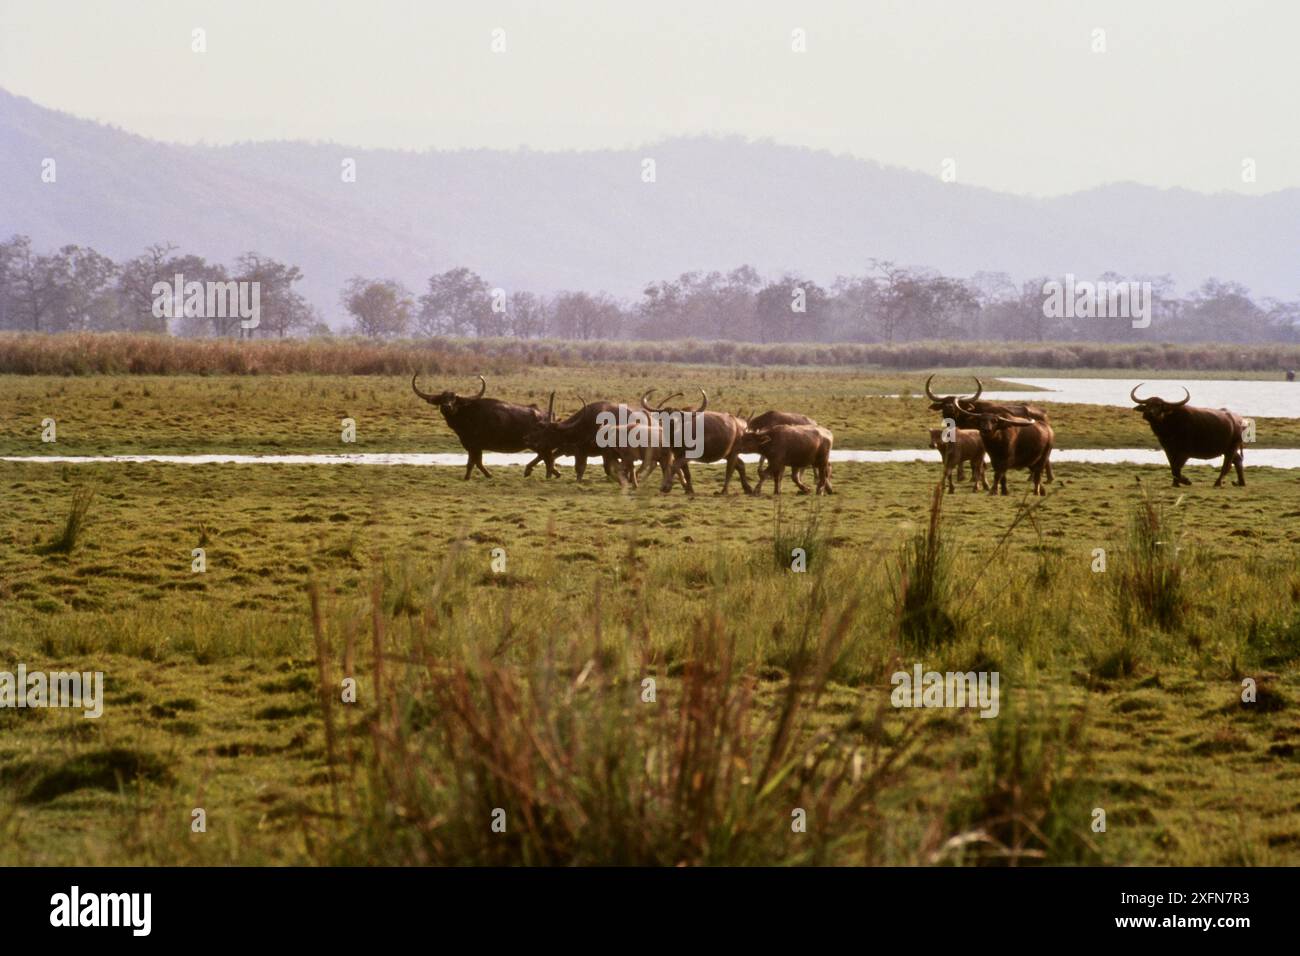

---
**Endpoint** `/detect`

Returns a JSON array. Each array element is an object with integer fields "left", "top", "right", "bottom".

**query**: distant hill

[{"left": 3, "top": 87, "right": 1297, "bottom": 326}]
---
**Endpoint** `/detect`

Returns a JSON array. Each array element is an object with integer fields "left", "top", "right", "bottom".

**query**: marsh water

[{"left": 983, "top": 377, "right": 1298, "bottom": 418}]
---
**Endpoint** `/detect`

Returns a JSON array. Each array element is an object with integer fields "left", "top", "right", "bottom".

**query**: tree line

[{"left": 2, "top": 235, "right": 1297, "bottom": 344}]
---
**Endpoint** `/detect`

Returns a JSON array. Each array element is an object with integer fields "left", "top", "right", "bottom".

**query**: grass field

[
  {"left": 1, "top": 363, "right": 1299, "bottom": 865},
  {"left": 4, "top": 368, "right": 1300, "bottom": 455}
]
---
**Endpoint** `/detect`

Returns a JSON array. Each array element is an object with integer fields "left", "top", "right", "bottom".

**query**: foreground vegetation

[{"left": 1, "top": 453, "right": 1297, "bottom": 865}]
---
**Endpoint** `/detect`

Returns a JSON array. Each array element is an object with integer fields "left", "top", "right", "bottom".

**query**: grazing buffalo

[
  {"left": 642, "top": 390, "right": 752, "bottom": 495},
  {"left": 926, "top": 375, "right": 1053, "bottom": 483},
  {"left": 1130, "top": 384, "right": 1246, "bottom": 487},
  {"left": 954, "top": 400, "right": 1054, "bottom": 496},
  {"left": 928, "top": 427, "right": 989, "bottom": 492},
  {"left": 412, "top": 373, "right": 558, "bottom": 480},
  {"left": 739, "top": 424, "right": 834, "bottom": 495}
]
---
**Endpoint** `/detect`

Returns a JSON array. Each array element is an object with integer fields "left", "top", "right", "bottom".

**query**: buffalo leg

[
  {"left": 466, "top": 449, "right": 491, "bottom": 479},
  {"left": 771, "top": 466, "right": 783, "bottom": 495},
  {"left": 1030, "top": 464, "right": 1045, "bottom": 496},
  {"left": 1214, "top": 453, "right": 1234, "bottom": 487},
  {"left": 726, "top": 455, "right": 753, "bottom": 495},
  {"left": 817, "top": 461, "right": 834, "bottom": 495},
  {"left": 1233, "top": 448, "right": 1246, "bottom": 486},
  {"left": 791, "top": 468, "right": 812, "bottom": 494},
  {"left": 574, "top": 455, "right": 588, "bottom": 481},
  {"left": 545, "top": 451, "right": 561, "bottom": 478},
  {"left": 661, "top": 454, "right": 688, "bottom": 494},
  {"left": 1166, "top": 453, "right": 1191, "bottom": 486},
  {"left": 664, "top": 457, "right": 694, "bottom": 494},
  {"left": 523, "top": 454, "right": 539, "bottom": 478},
  {"left": 719, "top": 456, "right": 736, "bottom": 494},
  {"left": 634, "top": 452, "right": 651, "bottom": 482}
]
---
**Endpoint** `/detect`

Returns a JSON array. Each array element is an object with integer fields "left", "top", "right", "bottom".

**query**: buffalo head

[
  {"left": 955, "top": 399, "right": 1034, "bottom": 436},
  {"left": 639, "top": 389, "right": 688, "bottom": 414},
  {"left": 925, "top": 374, "right": 982, "bottom": 414},
  {"left": 1130, "top": 383, "right": 1190, "bottom": 425},
  {"left": 412, "top": 373, "right": 487, "bottom": 413}
]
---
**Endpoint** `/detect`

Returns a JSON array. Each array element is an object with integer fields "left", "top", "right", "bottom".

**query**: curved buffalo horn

[
  {"left": 474, "top": 375, "right": 487, "bottom": 398},
  {"left": 692, "top": 389, "right": 708, "bottom": 413},
  {"left": 968, "top": 377, "right": 984, "bottom": 402},
  {"left": 412, "top": 371, "right": 438, "bottom": 403},
  {"left": 547, "top": 391, "right": 555, "bottom": 422},
  {"left": 1170, "top": 386, "right": 1191, "bottom": 407},
  {"left": 954, "top": 397, "right": 973, "bottom": 414},
  {"left": 575, "top": 392, "right": 587, "bottom": 408},
  {"left": 924, "top": 374, "right": 941, "bottom": 402},
  {"left": 640, "top": 389, "right": 656, "bottom": 413},
  {"left": 997, "top": 415, "right": 1036, "bottom": 426},
  {"left": 1130, "top": 383, "right": 1148, "bottom": 404}
]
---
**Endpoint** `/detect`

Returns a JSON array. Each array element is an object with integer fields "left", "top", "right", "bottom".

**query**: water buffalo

[
  {"left": 643, "top": 390, "right": 751, "bottom": 494},
  {"left": 412, "top": 373, "right": 558, "bottom": 480},
  {"left": 596, "top": 416, "right": 672, "bottom": 490},
  {"left": 926, "top": 375, "right": 1053, "bottom": 483},
  {"left": 928, "top": 427, "right": 989, "bottom": 492},
  {"left": 523, "top": 396, "right": 625, "bottom": 482},
  {"left": 1130, "top": 384, "right": 1246, "bottom": 487},
  {"left": 954, "top": 400, "right": 1054, "bottom": 496},
  {"left": 746, "top": 410, "right": 817, "bottom": 490},
  {"left": 739, "top": 424, "right": 834, "bottom": 495}
]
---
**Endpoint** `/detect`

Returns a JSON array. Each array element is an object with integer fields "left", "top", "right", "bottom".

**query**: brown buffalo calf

[
  {"left": 739, "top": 424, "right": 834, "bottom": 495},
  {"left": 928, "top": 427, "right": 989, "bottom": 492}
]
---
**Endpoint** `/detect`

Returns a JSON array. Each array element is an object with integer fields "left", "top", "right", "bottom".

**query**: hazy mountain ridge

[{"left": 3, "top": 87, "right": 1297, "bottom": 324}]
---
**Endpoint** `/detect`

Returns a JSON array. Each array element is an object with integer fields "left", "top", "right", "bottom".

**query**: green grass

[
  {"left": 3, "top": 368, "right": 1300, "bottom": 456},
  {"left": 1, "top": 446, "right": 1298, "bottom": 864}
]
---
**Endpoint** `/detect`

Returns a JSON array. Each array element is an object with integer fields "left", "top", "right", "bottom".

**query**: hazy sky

[{"left": 1, "top": 0, "right": 1294, "bottom": 196}]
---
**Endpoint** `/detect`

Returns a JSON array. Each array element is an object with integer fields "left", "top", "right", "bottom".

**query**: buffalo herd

[{"left": 413, "top": 372, "right": 1250, "bottom": 495}]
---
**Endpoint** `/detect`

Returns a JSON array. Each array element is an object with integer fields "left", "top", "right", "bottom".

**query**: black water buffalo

[
  {"left": 1130, "top": 384, "right": 1246, "bottom": 487},
  {"left": 928, "top": 427, "right": 989, "bottom": 492},
  {"left": 524, "top": 396, "right": 623, "bottom": 481},
  {"left": 411, "top": 373, "right": 558, "bottom": 480},
  {"left": 954, "top": 400, "right": 1054, "bottom": 496},
  {"left": 926, "top": 375, "right": 1053, "bottom": 483}
]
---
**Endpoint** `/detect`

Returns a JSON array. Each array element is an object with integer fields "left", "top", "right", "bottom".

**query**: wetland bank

[{"left": 1, "top": 355, "right": 1298, "bottom": 865}]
